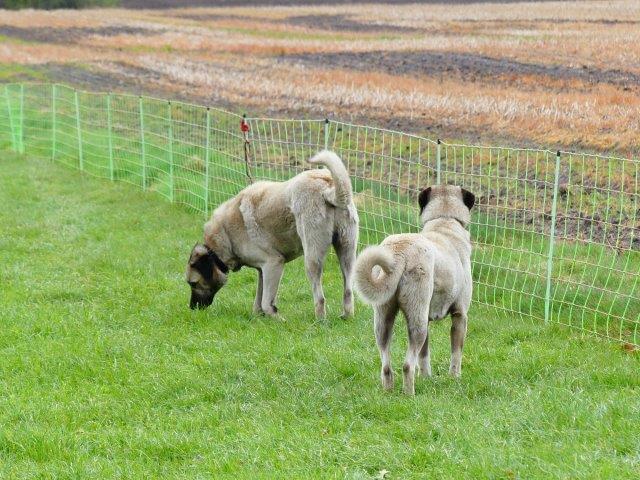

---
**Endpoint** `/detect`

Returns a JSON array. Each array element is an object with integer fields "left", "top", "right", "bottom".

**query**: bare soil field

[
  {"left": 1, "top": 1, "right": 639, "bottom": 154},
  {"left": 280, "top": 51, "right": 640, "bottom": 89}
]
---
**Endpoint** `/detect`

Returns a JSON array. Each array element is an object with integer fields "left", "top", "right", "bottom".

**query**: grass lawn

[{"left": 1, "top": 153, "right": 639, "bottom": 479}]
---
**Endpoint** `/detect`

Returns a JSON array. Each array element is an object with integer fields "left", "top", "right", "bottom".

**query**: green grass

[
  {"left": 1, "top": 153, "right": 639, "bottom": 478},
  {"left": 0, "top": 35, "right": 35, "bottom": 46},
  {"left": 0, "top": 64, "right": 47, "bottom": 83}
]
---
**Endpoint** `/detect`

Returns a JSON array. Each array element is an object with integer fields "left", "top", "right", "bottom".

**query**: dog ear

[
  {"left": 461, "top": 188, "right": 475, "bottom": 210},
  {"left": 418, "top": 187, "right": 432, "bottom": 213},
  {"left": 190, "top": 244, "right": 214, "bottom": 282}
]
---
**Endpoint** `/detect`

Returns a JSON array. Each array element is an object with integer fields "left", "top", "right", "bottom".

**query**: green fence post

[
  {"left": 5, "top": 84, "right": 16, "bottom": 152},
  {"left": 51, "top": 84, "right": 56, "bottom": 161},
  {"left": 436, "top": 138, "right": 442, "bottom": 184},
  {"left": 544, "top": 150, "right": 561, "bottom": 324},
  {"left": 107, "top": 93, "right": 114, "bottom": 181},
  {"left": 324, "top": 118, "right": 329, "bottom": 150},
  {"left": 139, "top": 96, "right": 146, "bottom": 191},
  {"left": 204, "top": 107, "right": 211, "bottom": 218},
  {"left": 74, "top": 89, "right": 83, "bottom": 171},
  {"left": 18, "top": 83, "right": 24, "bottom": 154},
  {"left": 167, "top": 101, "right": 174, "bottom": 203}
]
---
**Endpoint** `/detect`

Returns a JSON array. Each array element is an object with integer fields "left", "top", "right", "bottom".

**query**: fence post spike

[
  {"left": 5, "top": 84, "right": 16, "bottom": 152},
  {"left": 167, "top": 100, "right": 174, "bottom": 203},
  {"left": 545, "top": 150, "right": 562, "bottom": 324},
  {"left": 324, "top": 118, "right": 330, "bottom": 150},
  {"left": 241, "top": 113, "right": 253, "bottom": 184},
  {"left": 18, "top": 83, "right": 24, "bottom": 154},
  {"left": 74, "top": 89, "right": 83, "bottom": 171},
  {"left": 436, "top": 138, "right": 442, "bottom": 184},
  {"left": 51, "top": 84, "right": 56, "bottom": 161},
  {"left": 205, "top": 107, "right": 211, "bottom": 218},
  {"left": 139, "top": 96, "right": 146, "bottom": 191},
  {"left": 107, "top": 93, "right": 114, "bottom": 181}
]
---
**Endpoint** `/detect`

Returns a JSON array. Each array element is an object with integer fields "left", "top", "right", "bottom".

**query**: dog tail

[
  {"left": 354, "top": 246, "right": 404, "bottom": 305},
  {"left": 308, "top": 150, "right": 353, "bottom": 208}
]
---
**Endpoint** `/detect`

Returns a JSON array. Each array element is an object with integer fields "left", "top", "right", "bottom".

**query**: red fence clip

[{"left": 240, "top": 118, "right": 250, "bottom": 133}]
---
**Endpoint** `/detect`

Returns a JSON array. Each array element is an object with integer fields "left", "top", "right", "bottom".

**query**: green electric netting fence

[{"left": 1, "top": 83, "right": 638, "bottom": 347}]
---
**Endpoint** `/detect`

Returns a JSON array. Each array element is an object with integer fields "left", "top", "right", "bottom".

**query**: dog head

[
  {"left": 418, "top": 185, "right": 475, "bottom": 227},
  {"left": 185, "top": 243, "right": 229, "bottom": 309}
]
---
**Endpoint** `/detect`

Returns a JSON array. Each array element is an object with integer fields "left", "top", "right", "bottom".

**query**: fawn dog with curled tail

[
  {"left": 354, "top": 185, "right": 475, "bottom": 395},
  {"left": 186, "top": 150, "right": 358, "bottom": 320}
]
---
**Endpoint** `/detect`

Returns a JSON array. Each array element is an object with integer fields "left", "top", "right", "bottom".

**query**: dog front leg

[
  {"left": 253, "top": 268, "right": 264, "bottom": 314},
  {"left": 260, "top": 260, "right": 284, "bottom": 316},
  {"left": 449, "top": 311, "right": 468, "bottom": 377}
]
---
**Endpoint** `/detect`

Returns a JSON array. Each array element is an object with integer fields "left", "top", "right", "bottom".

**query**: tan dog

[
  {"left": 354, "top": 185, "right": 474, "bottom": 395},
  {"left": 186, "top": 151, "right": 359, "bottom": 319}
]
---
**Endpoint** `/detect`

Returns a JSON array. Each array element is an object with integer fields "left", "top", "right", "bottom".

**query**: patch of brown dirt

[
  {"left": 284, "top": 14, "right": 421, "bottom": 33},
  {"left": 279, "top": 51, "right": 640, "bottom": 90}
]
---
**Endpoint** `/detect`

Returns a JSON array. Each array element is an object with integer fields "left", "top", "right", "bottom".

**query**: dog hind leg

[
  {"left": 449, "top": 311, "right": 468, "bottom": 377},
  {"left": 374, "top": 301, "right": 397, "bottom": 391},
  {"left": 302, "top": 234, "right": 330, "bottom": 320},
  {"left": 399, "top": 263, "right": 431, "bottom": 394},
  {"left": 333, "top": 231, "right": 357, "bottom": 318},
  {"left": 402, "top": 312, "right": 428, "bottom": 396}
]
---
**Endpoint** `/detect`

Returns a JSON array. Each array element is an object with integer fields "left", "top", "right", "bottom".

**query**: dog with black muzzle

[
  {"left": 186, "top": 150, "right": 359, "bottom": 319},
  {"left": 354, "top": 185, "right": 474, "bottom": 395},
  {"left": 186, "top": 244, "right": 229, "bottom": 309}
]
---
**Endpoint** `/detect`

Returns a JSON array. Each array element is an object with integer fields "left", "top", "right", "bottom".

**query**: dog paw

[
  {"left": 402, "top": 364, "right": 417, "bottom": 395},
  {"left": 262, "top": 305, "right": 278, "bottom": 316},
  {"left": 340, "top": 306, "right": 354, "bottom": 319},
  {"left": 381, "top": 367, "right": 394, "bottom": 391},
  {"left": 402, "top": 383, "right": 415, "bottom": 396},
  {"left": 341, "top": 296, "right": 354, "bottom": 319},
  {"left": 314, "top": 303, "right": 326, "bottom": 320}
]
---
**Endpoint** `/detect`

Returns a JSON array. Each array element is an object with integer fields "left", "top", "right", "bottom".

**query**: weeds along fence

[{"left": 1, "top": 83, "right": 638, "bottom": 347}]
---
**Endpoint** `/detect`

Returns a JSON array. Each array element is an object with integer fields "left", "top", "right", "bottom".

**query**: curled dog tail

[
  {"left": 308, "top": 150, "right": 353, "bottom": 208},
  {"left": 354, "top": 246, "right": 403, "bottom": 305}
]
